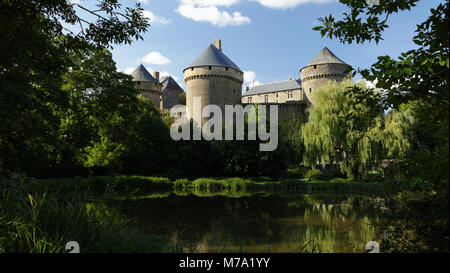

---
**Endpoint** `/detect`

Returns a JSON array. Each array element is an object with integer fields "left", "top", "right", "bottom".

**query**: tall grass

[{"left": 0, "top": 174, "right": 164, "bottom": 253}]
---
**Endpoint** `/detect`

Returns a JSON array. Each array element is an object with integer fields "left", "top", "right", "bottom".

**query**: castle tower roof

[
  {"left": 301, "top": 47, "right": 349, "bottom": 70},
  {"left": 131, "top": 64, "right": 159, "bottom": 83},
  {"left": 161, "top": 76, "right": 183, "bottom": 91},
  {"left": 184, "top": 43, "right": 242, "bottom": 72}
]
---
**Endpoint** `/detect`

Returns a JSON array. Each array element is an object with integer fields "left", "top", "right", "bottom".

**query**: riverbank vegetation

[
  {"left": 0, "top": 174, "right": 167, "bottom": 253},
  {"left": 33, "top": 175, "right": 390, "bottom": 197}
]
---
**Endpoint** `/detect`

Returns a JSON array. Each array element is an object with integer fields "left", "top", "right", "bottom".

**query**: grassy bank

[
  {"left": 0, "top": 174, "right": 178, "bottom": 253},
  {"left": 34, "top": 175, "right": 392, "bottom": 198}
]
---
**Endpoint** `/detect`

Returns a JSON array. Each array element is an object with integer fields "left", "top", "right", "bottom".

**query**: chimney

[
  {"left": 153, "top": 71, "right": 159, "bottom": 82},
  {"left": 214, "top": 39, "right": 222, "bottom": 51}
]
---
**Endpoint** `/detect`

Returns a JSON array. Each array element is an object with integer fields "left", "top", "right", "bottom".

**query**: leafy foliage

[
  {"left": 314, "top": 0, "right": 448, "bottom": 188},
  {"left": 313, "top": 0, "right": 449, "bottom": 252},
  {"left": 0, "top": 1, "right": 150, "bottom": 176},
  {"left": 302, "top": 80, "right": 387, "bottom": 179}
]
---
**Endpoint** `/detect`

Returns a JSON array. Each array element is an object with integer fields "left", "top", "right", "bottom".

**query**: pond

[{"left": 100, "top": 191, "right": 389, "bottom": 253}]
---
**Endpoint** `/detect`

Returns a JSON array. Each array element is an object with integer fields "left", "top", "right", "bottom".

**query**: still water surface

[{"left": 103, "top": 192, "right": 386, "bottom": 253}]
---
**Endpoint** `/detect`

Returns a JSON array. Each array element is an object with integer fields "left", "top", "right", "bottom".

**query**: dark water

[{"left": 102, "top": 192, "right": 387, "bottom": 253}]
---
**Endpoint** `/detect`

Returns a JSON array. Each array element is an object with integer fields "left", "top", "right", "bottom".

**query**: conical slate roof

[
  {"left": 161, "top": 76, "right": 183, "bottom": 91},
  {"left": 131, "top": 64, "right": 158, "bottom": 83},
  {"left": 301, "top": 47, "right": 349, "bottom": 70},
  {"left": 184, "top": 44, "right": 241, "bottom": 72}
]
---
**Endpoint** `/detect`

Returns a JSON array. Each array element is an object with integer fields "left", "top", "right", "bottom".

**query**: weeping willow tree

[
  {"left": 381, "top": 106, "right": 414, "bottom": 160},
  {"left": 302, "top": 79, "right": 389, "bottom": 179}
]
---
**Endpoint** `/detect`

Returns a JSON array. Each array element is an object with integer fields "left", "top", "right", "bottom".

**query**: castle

[
  {"left": 130, "top": 39, "right": 351, "bottom": 120},
  {"left": 130, "top": 64, "right": 184, "bottom": 110},
  {"left": 242, "top": 46, "right": 351, "bottom": 107}
]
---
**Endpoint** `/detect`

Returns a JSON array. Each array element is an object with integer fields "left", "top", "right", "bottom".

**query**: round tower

[
  {"left": 183, "top": 39, "right": 243, "bottom": 122},
  {"left": 131, "top": 64, "right": 163, "bottom": 109},
  {"left": 300, "top": 47, "right": 351, "bottom": 105}
]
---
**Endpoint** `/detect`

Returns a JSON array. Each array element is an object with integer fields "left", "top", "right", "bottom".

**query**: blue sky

[{"left": 84, "top": 0, "right": 442, "bottom": 91}]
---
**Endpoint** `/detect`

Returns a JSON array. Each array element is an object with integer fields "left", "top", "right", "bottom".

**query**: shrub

[
  {"left": 173, "top": 179, "right": 191, "bottom": 190},
  {"left": 304, "top": 169, "right": 325, "bottom": 181},
  {"left": 286, "top": 166, "right": 308, "bottom": 178},
  {"left": 329, "top": 177, "right": 353, "bottom": 183}
]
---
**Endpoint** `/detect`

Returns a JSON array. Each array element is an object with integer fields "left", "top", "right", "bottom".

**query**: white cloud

[
  {"left": 138, "top": 0, "right": 149, "bottom": 4},
  {"left": 244, "top": 70, "right": 262, "bottom": 88},
  {"left": 244, "top": 70, "right": 256, "bottom": 83},
  {"left": 363, "top": 79, "right": 377, "bottom": 89},
  {"left": 140, "top": 10, "right": 171, "bottom": 25},
  {"left": 181, "top": 0, "right": 240, "bottom": 7},
  {"left": 176, "top": 0, "right": 250, "bottom": 27},
  {"left": 118, "top": 67, "right": 136, "bottom": 74},
  {"left": 141, "top": 51, "right": 171, "bottom": 65},
  {"left": 249, "top": 81, "right": 261, "bottom": 88},
  {"left": 66, "top": 0, "right": 80, "bottom": 5},
  {"left": 253, "top": 0, "right": 335, "bottom": 9}
]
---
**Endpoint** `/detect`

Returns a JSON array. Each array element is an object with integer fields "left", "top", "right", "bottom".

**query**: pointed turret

[
  {"left": 184, "top": 41, "right": 241, "bottom": 72},
  {"left": 301, "top": 47, "right": 349, "bottom": 70},
  {"left": 183, "top": 39, "right": 243, "bottom": 123},
  {"left": 131, "top": 64, "right": 159, "bottom": 83},
  {"left": 300, "top": 47, "right": 352, "bottom": 106},
  {"left": 161, "top": 76, "right": 183, "bottom": 91}
]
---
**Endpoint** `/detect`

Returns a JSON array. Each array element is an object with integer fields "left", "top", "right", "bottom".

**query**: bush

[
  {"left": 304, "top": 169, "right": 325, "bottom": 181},
  {"left": 329, "top": 177, "right": 353, "bottom": 183},
  {"left": 286, "top": 166, "right": 308, "bottom": 178},
  {"left": 173, "top": 179, "right": 191, "bottom": 190}
]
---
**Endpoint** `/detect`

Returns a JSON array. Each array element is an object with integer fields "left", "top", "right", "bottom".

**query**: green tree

[
  {"left": 60, "top": 48, "right": 171, "bottom": 175},
  {"left": 302, "top": 80, "right": 385, "bottom": 179},
  {"left": 313, "top": 0, "right": 448, "bottom": 196},
  {"left": 60, "top": 47, "right": 137, "bottom": 168},
  {"left": 84, "top": 97, "right": 172, "bottom": 175},
  {"left": 313, "top": 0, "right": 449, "bottom": 251},
  {"left": 178, "top": 92, "right": 186, "bottom": 105},
  {"left": 279, "top": 111, "right": 306, "bottom": 165},
  {"left": 0, "top": 0, "right": 149, "bottom": 176}
]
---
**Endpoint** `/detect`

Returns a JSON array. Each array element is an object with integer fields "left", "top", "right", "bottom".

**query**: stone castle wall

[
  {"left": 135, "top": 81, "right": 162, "bottom": 109},
  {"left": 241, "top": 88, "right": 303, "bottom": 104},
  {"left": 300, "top": 63, "right": 351, "bottom": 105},
  {"left": 184, "top": 66, "right": 243, "bottom": 120},
  {"left": 162, "top": 87, "right": 182, "bottom": 110}
]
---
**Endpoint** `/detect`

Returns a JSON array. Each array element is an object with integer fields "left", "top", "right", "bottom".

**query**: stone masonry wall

[
  {"left": 184, "top": 66, "right": 243, "bottom": 122},
  {"left": 135, "top": 81, "right": 162, "bottom": 109},
  {"left": 241, "top": 88, "right": 303, "bottom": 104},
  {"left": 162, "top": 87, "right": 182, "bottom": 110},
  {"left": 300, "top": 63, "right": 351, "bottom": 105}
]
